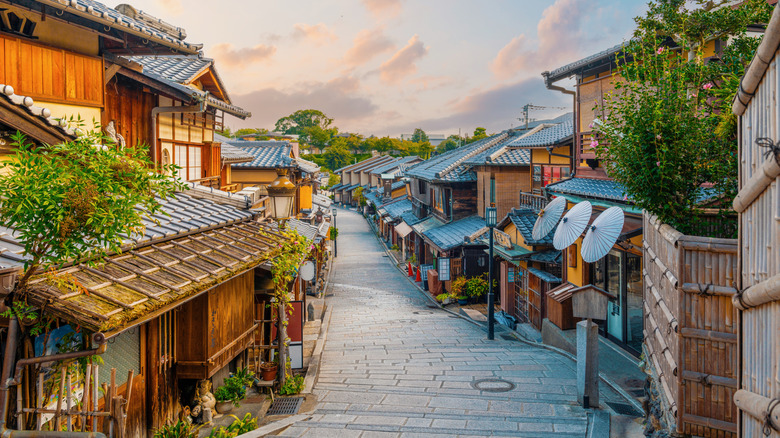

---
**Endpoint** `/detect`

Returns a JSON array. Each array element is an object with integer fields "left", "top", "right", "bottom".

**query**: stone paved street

[{"left": 278, "top": 207, "right": 623, "bottom": 437}]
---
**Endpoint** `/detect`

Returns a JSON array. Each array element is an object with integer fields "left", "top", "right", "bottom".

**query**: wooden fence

[{"left": 643, "top": 214, "right": 739, "bottom": 437}]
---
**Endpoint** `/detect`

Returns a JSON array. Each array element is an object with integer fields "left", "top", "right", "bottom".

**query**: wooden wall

[
  {"left": 476, "top": 166, "right": 531, "bottom": 220},
  {"left": 0, "top": 33, "right": 102, "bottom": 107},
  {"left": 103, "top": 75, "right": 155, "bottom": 149},
  {"left": 643, "top": 214, "right": 739, "bottom": 437},
  {"left": 451, "top": 184, "right": 478, "bottom": 221}
]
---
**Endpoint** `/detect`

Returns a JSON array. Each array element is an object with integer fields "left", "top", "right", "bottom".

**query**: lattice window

[{"left": 159, "top": 310, "right": 176, "bottom": 372}]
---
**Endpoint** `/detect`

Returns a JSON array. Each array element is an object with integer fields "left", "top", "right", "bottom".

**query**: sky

[{"left": 126, "top": 0, "right": 647, "bottom": 138}]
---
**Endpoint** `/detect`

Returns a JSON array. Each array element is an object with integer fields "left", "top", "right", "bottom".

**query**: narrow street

[{"left": 278, "top": 208, "right": 624, "bottom": 437}]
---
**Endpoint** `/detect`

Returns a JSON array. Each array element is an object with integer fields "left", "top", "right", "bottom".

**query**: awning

[
  {"left": 527, "top": 267, "right": 562, "bottom": 284},
  {"left": 395, "top": 221, "right": 413, "bottom": 238},
  {"left": 484, "top": 243, "right": 532, "bottom": 261},
  {"left": 412, "top": 216, "right": 445, "bottom": 235},
  {"left": 26, "top": 221, "right": 286, "bottom": 336}
]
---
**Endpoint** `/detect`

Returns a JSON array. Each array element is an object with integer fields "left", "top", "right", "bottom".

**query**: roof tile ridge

[{"left": 437, "top": 133, "right": 509, "bottom": 178}]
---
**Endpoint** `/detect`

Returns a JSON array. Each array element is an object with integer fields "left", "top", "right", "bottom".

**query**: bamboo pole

[
  {"left": 734, "top": 389, "right": 780, "bottom": 432},
  {"left": 92, "top": 364, "right": 98, "bottom": 432},
  {"left": 66, "top": 373, "right": 73, "bottom": 431},
  {"left": 733, "top": 272, "right": 780, "bottom": 310},
  {"left": 36, "top": 373, "right": 42, "bottom": 430},
  {"left": 16, "top": 375, "right": 22, "bottom": 430},
  {"left": 81, "top": 364, "right": 90, "bottom": 432},
  {"left": 54, "top": 367, "right": 66, "bottom": 431},
  {"left": 732, "top": 154, "right": 780, "bottom": 213}
]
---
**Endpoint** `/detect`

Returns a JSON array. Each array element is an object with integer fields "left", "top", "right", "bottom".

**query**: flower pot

[
  {"left": 457, "top": 298, "right": 469, "bottom": 305},
  {"left": 261, "top": 364, "right": 278, "bottom": 381},
  {"left": 215, "top": 401, "right": 234, "bottom": 414}
]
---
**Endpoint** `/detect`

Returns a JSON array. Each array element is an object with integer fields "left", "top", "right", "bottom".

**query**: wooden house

[
  {"left": 330, "top": 155, "right": 387, "bottom": 204},
  {"left": 543, "top": 49, "right": 645, "bottom": 356},
  {"left": 731, "top": 7, "right": 780, "bottom": 437}
]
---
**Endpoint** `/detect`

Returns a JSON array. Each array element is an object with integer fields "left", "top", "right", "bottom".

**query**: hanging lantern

[{"left": 267, "top": 168, "right": 297, "bottom": 220}]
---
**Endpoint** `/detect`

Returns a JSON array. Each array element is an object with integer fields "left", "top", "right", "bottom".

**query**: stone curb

[
  {"left": 302, "top": 304, "right": 333, "bottom": 395},
  {"left": 364, "top": 213, "right": 645, "bottom": 417},
  {"left": 236, "top": 414, "right": 312, "bottom": 437}
]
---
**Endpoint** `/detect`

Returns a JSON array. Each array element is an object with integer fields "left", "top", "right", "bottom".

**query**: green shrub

[
  {"left": 207, "top": 413, "right": 258, "bottom": 438},
  {"left": 153, "top": 420, "right": 200, "bottom": 438},
  {"left": 279, "top": 375, "right": 305, "bottom": 395}
]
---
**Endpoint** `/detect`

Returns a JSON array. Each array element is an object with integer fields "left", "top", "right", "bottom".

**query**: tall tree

[
  {"left": 472, "top": 127, "right": 488, "bottom": 142},
  {"left": 323, "top": 143, "right": 352, "bottom": 171},
  {"left": 411, "top": 128, "right": 429, "bottom": 144},
  {"left": 274, "top": 110, "right": 334, "bottom": 145}
]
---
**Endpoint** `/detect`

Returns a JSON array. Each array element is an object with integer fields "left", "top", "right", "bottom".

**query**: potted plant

[
  {"left": 214, "top": 376, "right": 245, "bottom": 414},
  {"left": 259, "top": 361, "right": 278, "bottom": 381},
  {"left": 232, "top": 367, "right": 255, "bottom": 389},
  {"left": 279, "top": 375, "right": 305, "bottom": 396},
  {"left": 450, "top": 277, "right": 470, "bottom": 305}
]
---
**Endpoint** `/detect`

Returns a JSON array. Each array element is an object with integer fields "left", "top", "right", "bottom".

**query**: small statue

[
  {"left": 104, "top": 120, "right": 126, "bottom": 147},
  {"left": 190, "top": 379, "right": 216, "bottom": 424}
]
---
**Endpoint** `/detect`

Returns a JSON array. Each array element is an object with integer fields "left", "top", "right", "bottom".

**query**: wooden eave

[
  {"left": 0, "top": 98, "right": 73, "bottom": 145},
  {"left": 114, "top": 65, "right": 198, "bottom": 104},
  {"left": 191, "top": 67, "right": 229, "bottom": 103},
  {"left": 25, "top": 221, "right": 287, "bottom": 336}
]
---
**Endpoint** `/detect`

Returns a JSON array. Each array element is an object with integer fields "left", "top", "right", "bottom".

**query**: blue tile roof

[
  {"left": 390, "top": 180, "right": 407, "bottom": 191},
  {"left": 405, "top": 133, "right": 510, "bottom": 182},
  {"left": 401, "top": 211, "right": 424, "bottom": 226},
  {"left": 507, "top": 116, "right": 573, "bottom": 147},
  {"left": 463, "top": 134, "right": 521, "bottom": 166},
  {"left": 329, "top": 183, "right": 346, "bottom": 192},
  {"left": 527, "top": 267, "right": 562, "bottom": 284},
  {"left": 230, "top": 142, "right": 293, "bottom": 169},
  {"left": 545, "top": 177, "right": 629, "bottom": 202},
  {"left": 423, "top": 216, "right": 486, "bottom": 251},
  {"left": 369, "top": 156, "right": 421, "bottom": 175},
  {"left": 364, "top": 190, "right": 382, "bottom": 206},
  {"left": 544, "top": 42, "right": 626, "bottom": 85},
  {"left": 524, "top": 250, "right": 562, "bottom": 264},
  {"left": 507, "top": 208, "right": 554, "bottom": 246},
  {"left": 382, "top": 199, "right": 413, "bottom": 219}
]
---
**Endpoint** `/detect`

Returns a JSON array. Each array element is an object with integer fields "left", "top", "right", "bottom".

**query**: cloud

[
  {"left": 231, "top": 77, "right": 379, "bottom": 129},
  {"left": 292, "top": 23, "right": 337, "bottom": 46},
  {"left": 344, "top": 28, "right": 395, "bottom": 67},
  {"left": 491, "top": 0, "right": 585, "bottom": 80},
  {"left": 378, "top": 35, "right": 428, "bottom": 84},
  {"left": 383, "top": 77, "right": 570, "bottom": 135},
  {"left": 157, "top": 0, "right": 183, "bottom": 15},
  {"left": 409, "top": 75, "right": 456, "bottom": 92},
  {"left": 211, "top": 43, "right": 276, "bottom": 69},
  {"left": 362, "top": 0, "right": 402, "bottom": 19}
]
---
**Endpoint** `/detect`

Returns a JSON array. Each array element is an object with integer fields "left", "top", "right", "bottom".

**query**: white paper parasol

[
  {"left": 553, "top": 201, "right": 592, "bottom": 250},
  {"left": 581, "top": 206, "right": 625, "bottom": 263},
  {"left": 532, "top": 196, "right": 567, "bottom": 241}
]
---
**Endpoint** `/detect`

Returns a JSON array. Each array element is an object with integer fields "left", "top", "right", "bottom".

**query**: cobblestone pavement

[{"left": 278, "top": 208, "right": 621, "bottom": 437}]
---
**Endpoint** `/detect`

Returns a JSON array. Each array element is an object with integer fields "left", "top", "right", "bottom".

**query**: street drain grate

[
  {"left": 471, "top": 378, "right": 516, "bottom": 392},
  {"left": 267, "top": 396, "right": 304, "bottom": 415},
  {"left": 606, "top": 402, "right": 644, "bottom": 417}
]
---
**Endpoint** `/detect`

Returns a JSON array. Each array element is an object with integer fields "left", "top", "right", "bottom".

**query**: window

[
  {"left": 534, "top": 166, "right": 570, "bottom": 192},
  {"left": 417, "top": 179, "right": 427, "bottom": 196},
  {"left": 489, "top": 177, "right": 496, "bottom": 205},
  {"left": 162, "top": 149, "right": 171, "bottom": 167},
  {"left": 443, "top": 188, "right": 452, "bottom": 219},
  {"left": 174, "top": 144, "right": 203, "bottom": 181}
]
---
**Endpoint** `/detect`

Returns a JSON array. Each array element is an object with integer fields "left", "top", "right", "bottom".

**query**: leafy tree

[
  {"left": 274, "top": 110, "right": 334, "bottom": 143},
  {"left": 0, "top": 128, "right": 183, "bottom": 297},
  {"left": 234, "top": 128, "right": 267, "bottom": 138},
  {"left": 353, "top": 186, "right": 367, "bottom": 207},
  {"left": 471, "top": 127, "right": 488, "bottom": 142},
  {"left": 302, "top": 125, "right": 336, "bottom": 150},
  {"left": 411, "top": 128, "right": 429, "bottom": 144},
  {"left": 217, "top": 127, "right": 233, "bottom": 138},
  {"left": 594, "top": 0, "right": 770, "bottom": 235},
  {"left": 323, "top": 143, "right": 352, "bottom": 171},
  {"left": 344, "top": 134, "right": 363, "bottom": 154},
  {"left": 327, "top": 172, "right": 340, "bottom": 187}
]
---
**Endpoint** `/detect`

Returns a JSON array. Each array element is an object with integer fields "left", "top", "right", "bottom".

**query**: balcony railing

[
  {"left": 519, "top": 192, "right": 548, "bottom": 213},
  {"left": 188, "top": 175, "right": 221, "bottom": 189},
  {"left": 578, "top": 130, "right": 608, "bottom": 160}
]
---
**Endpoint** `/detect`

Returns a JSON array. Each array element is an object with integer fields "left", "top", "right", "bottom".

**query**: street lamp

[
  {"left": 331, "top": 206, "right": 338, "bottom": 258},
  {"left": 486, "top": 206, "right": 497, "bottom": 340},
  {"left": 266, "top": 169, "right": 297, "bottom": 221}
]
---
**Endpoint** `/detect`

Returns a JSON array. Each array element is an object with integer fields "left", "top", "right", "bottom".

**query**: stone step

[{"left": 278, "top": 419, "right": 588, "bottom": 437}]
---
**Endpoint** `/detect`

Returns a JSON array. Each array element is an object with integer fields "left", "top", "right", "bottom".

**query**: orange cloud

[
  {"left": 292, "top": 23, "right": 337, "bottom": 46},
  {"left": 344, "top": 28, "right": 395, "bottom": 67},
  {"left": 362, "top": 0, "right": 402, "bottom": 19},
  {"left": 157, "top": 0, "right": 183, "bottom": 16},
  {"left": 211, "top": 43, "right": 276, "bottom": 69},
  {"left": 491, "top": 0, "right": 584, "bottom": 80},
  {"left": 378, "top": 35, "right": 427, "bottom": 84}
]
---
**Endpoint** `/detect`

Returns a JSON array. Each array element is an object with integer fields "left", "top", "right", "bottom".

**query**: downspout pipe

[
  {"left": 150, "top": 92, "right": 209, "bottom": 166},
  {"left": 542, "top": 71, "right": 577, "bottom": 176},
  {"left": 0, "top": 317, "right": 107, "bottom": 437}
]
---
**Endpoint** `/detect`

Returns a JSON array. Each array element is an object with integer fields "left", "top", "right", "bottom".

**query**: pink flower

[
  {"left": 588, "top": 122, "right": 594, "bottom": 129},
  {"left": 702, "top": 82, "right": 713, "bottom": 90},
  {"left": 656, "top": 161, "right": 660, "bottom": 167},
  {"left": 656, "top": 47, "right": 664, "bottom": 55},
  {"left": 591, "top": 139, "right": 599, "bottom": 148},
  {"left": 623, "top": 195, "right": 628, "bottom": 201}
]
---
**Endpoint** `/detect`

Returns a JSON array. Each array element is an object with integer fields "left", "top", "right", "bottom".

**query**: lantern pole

[{"left": 486, "top": 206, "right": 496, "bottom": 340}]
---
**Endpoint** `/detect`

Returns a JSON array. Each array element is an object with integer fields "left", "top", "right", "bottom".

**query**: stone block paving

[{"left": 278, "top": 208, "right": 622, "bottom": 437}]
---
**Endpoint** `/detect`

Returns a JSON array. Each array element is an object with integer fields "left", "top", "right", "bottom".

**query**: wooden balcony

[
  {"left": 518, "top": 192, "right": 548, "bottom": 213},
  {"left": 188, "top": 175, "right": 221, "bottom": 189},
  {"left": 578, "top": 130, "right": 607, "bottom": 160}
]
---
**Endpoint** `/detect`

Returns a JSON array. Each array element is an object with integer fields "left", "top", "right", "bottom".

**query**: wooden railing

[
  {"left": 643, "top": 214, "right": 739, "bottom": 437},
  {"left": 519, "top": 192, "right": 548, "bottom": 213},
  {"left": 188, "top": 175, "right": 221, "bottom": 189},
  {"left": 578, "top": 130, "right": 607, "bottom": 160}
]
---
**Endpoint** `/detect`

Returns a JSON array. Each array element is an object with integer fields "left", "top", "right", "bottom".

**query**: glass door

[{"left": 605, "top": 250, "right": 623, "bottom": 341}]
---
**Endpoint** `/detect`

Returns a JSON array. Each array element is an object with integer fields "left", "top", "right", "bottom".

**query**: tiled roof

[
  {"left": 37, "top": 0, "right": 202, "bottom": 55},
  {"left": 286, "top": 218, "right": 319, "bottom": 241},
  {"left": 230, "top": 142, "right": 293, "bottom": 169},
  {"left": 369, "top": 156, "right": 421, "bottom": 175},
  {"left": 128, "top": 56, "right": 250, "bottom": 119},
  {"left": 545, "top": 177, "right": 629, "bottom": 202},
  {"left": 312, "top": 193, "right": 332, "bottom": 209},
  {"left": 525, "top": 250, "right": 562, "bottom": 264},
  {"left": 512, "top": 112, "right": 573, "bottom": 134},
  {"left": 364, "top": 190, "right": 383, "bottom": 206},
  {"left": 405, "top": 133, "right": 510, "bottom": 182},
  {"left": 335, "top": 155, "right": 387, "bottom": 173},
  {"left": 506, "top": 116, "right": 574, "bottom": 147},
  {"left": 527, "top": 267, "right": 563, "bottom": 284},
  {"left": 390, "top": 180, "right": 407, "bottom": 191},
  {"left": 423, "top": 216, "right": 486, "bottom": 251},
  {"left": 346, "top": 184, "right": 365, "bottom": 192},
  {"left": 382, "top": 199, "right": 413, "bottom": 219},
  {"left": 296, "top": 157, "right": 320, "bottom": 175},
  {"left": 543, "top": 42, "right": 626, "bottom": 85},
  {"left": 401, "top": 211, "right": 424, "bottom": 226},
  {"left": 508, "top": 208, "right": 554, "bottom": 246},
  {"left": 0, "top": 84, "right": 77, "bottom": 139},
  {"left": 220, "top": 143, "right": 253, "bottom": 164},
  {"left": 491, "top": 149, "right": 531, "bottom": 166},
  {"left": 412, "top": 216, "right": 445, "bottom": 235},
  {"left": 329, "top": 183, "right": 346, "bottom": 192}
]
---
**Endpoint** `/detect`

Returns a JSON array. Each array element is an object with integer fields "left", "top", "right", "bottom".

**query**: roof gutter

[
  {"left": 150, "top": 92, "right": 208, "bottom": 166},
  {"left": 542, "top": 71, "right": 577, "bottom": 174}
]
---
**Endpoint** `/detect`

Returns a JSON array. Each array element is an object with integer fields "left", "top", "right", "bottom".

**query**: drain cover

[
  {"left": 606, "top": 402, "right": 644, "bottom": 417},
  {"left": 471, "top": 378, "right": 516, "bottom": 392},
  {"left": 267, "top": 396, "right": 304, "bottom": 415},
  {"left": 397, "top": 319, "right": 418, "bottom": 324}
]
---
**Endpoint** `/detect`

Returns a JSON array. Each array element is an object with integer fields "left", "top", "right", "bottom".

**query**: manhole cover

[
  {"left": 397, "top": 319, "right": 418, "bottom": 324},
  {"left": 471, "top": 378, "right": 516, "bottom": 393},
  {"left": 606, "top": 402, "right": 644, "bottom": 418},
  {"left": 267, "top": 396, "right": 304, "bottom": 415}
]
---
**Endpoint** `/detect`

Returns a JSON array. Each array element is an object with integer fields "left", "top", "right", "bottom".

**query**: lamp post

[
  {"left": 266, "top": 168, "right": 297, "bottom": 387},
  {"left": 331, "top": 207, "right": 338, "bottom": 258},
  {"left": 486, "top": 206, "right": 497, "bottom": 340}
]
